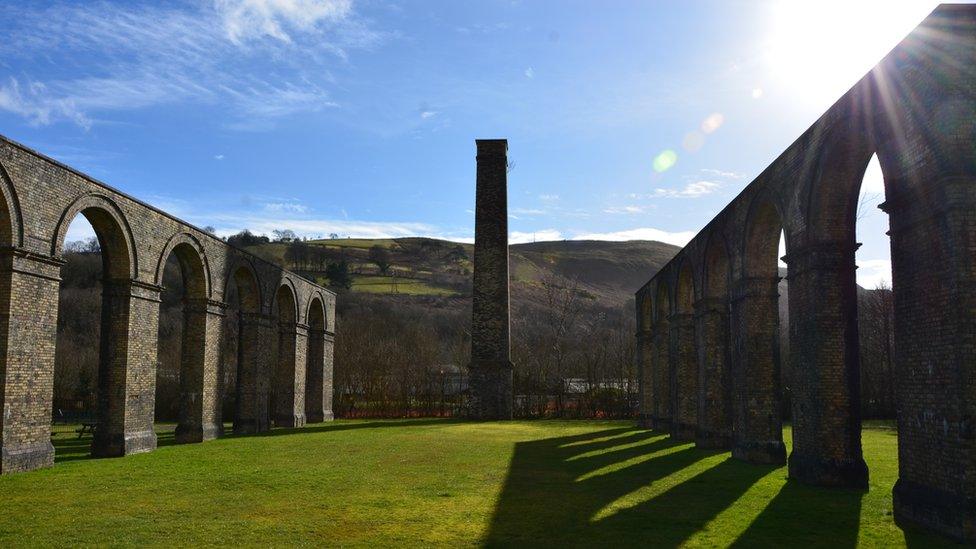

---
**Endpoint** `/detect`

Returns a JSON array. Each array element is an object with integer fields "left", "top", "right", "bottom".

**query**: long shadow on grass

[
  {"left": 483, "top": 426, "right": 773, "bottom": 547},
  {"left": 53, "top": 430, "right": 179, "bottom": 463},
  {"left": 730, "top": 474, "right": 863, "bottom": 548}
]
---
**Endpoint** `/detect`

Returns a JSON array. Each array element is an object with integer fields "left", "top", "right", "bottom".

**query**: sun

[{"left": 764, "top": 1, "right": 939, "bottom": 109}]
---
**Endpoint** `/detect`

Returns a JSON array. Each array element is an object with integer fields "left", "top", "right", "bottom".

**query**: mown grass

[
  {"left": 351, "top": 275, "right": 458, "bottom": 296},
  {"left": 0, "top": 420, "right": 958, "bottom": 547},
  {"left": 309, "top": 238, "right": 398, "bottom": 249}
]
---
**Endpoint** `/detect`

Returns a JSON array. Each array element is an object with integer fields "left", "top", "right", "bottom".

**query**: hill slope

[{"left": 248, "top": 237, "right": 680, "bottom": 309}]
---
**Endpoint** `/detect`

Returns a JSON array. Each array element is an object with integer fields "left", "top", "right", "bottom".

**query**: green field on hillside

[
  {"left": 351, "top": 275, "right": 459, "bottom": 296},
  {"left": 0, "top": 420, "right": 955, "bottom": 547}
]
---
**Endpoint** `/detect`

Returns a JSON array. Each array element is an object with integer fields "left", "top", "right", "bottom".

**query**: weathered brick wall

[
  {"left": 634, "top": 4, "right": 976, "bottom": 541},
  {"left": 0, "top": 132, "right": 336, "bottom": 474}
]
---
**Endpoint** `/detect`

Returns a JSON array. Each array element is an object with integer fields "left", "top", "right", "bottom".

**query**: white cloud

[
  {"left": 524, "top": 67, "right": 535, "bottom": 79},
  {"left": 572, "top": 227, "right": 695, "bottom": 247},
  {"left": 420, "top": 110, "right": 438, "bottom": 119},
  {"left": 856, "top": 258, "right": 892, "bottom": 289},
  {"left": 263, "top": 202, "right": 310, "bottom": 214},
  {"left": 701, "top": 168, "right": 745, "bottom": 180},
  {"left": 215, "top": 0, "right": 353, "bottom": 44},
  {"left": 215, "top": 154, "right": 225, "bottom": 160},
  {"left": 602, "top": 205, "right": 645, "bottom": 215},
  {"left": 0, "top": 1, "right": 380, "bottom": 128},
  {"left": 539, "top": 194, "right": 559, "bottom": 201},
  {"left": 511, "top": 207, "right": 546, "bottom": 216},
  {"left": 650, "top": 180, "right": 721, "bottom": 198},
  {"left": 511, "top": 229, "right": 562, "bottom": 244}
]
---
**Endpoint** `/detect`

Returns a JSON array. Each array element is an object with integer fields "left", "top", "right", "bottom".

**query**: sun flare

[{"left": 765, "top": 1, "right": 939, "bottom": 108}]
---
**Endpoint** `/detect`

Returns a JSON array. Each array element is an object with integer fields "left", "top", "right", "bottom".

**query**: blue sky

[{"left": 0, "top": 0, "right": 951, "bottom": 287}]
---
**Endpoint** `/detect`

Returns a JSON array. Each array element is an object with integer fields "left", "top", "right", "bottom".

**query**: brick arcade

[
  {"left": 635, "top": 5, "right": 976, "bottom": 542},
  {"left": 0, "top": 135, "right": 336, "bottom": 473}
]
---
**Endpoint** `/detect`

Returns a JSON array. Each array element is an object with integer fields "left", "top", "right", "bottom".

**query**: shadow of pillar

[
  {"left": 730, "top": 480, "right": 865, "bottom": 548},
  {"left": 482, "top": 427, "right": 762, "bottom": 546}
]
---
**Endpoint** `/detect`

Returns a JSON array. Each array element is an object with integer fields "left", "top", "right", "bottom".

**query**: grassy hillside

[{"left": 248, "top": 237, "right": 680, "bottom": 307}]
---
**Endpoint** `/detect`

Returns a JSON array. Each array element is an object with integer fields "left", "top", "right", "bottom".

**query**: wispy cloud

[
  {"left": 524, "top": 67, "right": 535, "bottom": 79},
  {"left": 602, "top": 205, "right": 646, "bottom": 215},
  {"left": 0, "top": 1, "right": 383, "bottom": 128},
  {"left": 701, "top": 168, "right": 746, "bottom": 180},
  {"left": 631, "top": 180, "right": 721, "bottom": 199},
  {"left": 539, "top": 194, "right": 559, "bottom": 201},
  {"left": 511, "top": 207, "right": 547, "bottom": 216}
]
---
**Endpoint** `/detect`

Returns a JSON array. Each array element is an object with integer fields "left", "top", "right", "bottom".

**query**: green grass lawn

[{"left": 0, "top": 420, "right": 959, "bottom": 547}]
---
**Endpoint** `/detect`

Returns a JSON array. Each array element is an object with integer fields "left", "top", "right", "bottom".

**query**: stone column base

[
  {"left": 696, "top": 430, "right": 732, "bottom": 450},
  {"left": 637, "top": 413, "right": 653, "bottom": 429},
  {"left": 233, "top": 420, "right": 258, "bottom": 435},
  {"left": 652, "top": 417, "right": 672, "bottom": 432},
  {"left": 275, "top": 413, "right": 307, "bottom": 428},
  {"left": 468, "top": 360, "right": 514, "bottom": 420},
  {"left": 671, "top": 422, "right": 696, "bottom": 442},
  {"left": 733, "top": 440, "right": 786, "bottom": 465},
  {"left": 93, "top": 430, "right": 157, "bottom": 458},
  {"left": 894, "top": 479, "right": 976, "bottom": 542},
  {"left": 1, "top": 441, "right": 54, "bottom": 474},
  {"left": 788, "top": 453, "right": 868, "bottom": 489},
  {"left": 175, "top": 423, "right": 222, "bottom": 444}
]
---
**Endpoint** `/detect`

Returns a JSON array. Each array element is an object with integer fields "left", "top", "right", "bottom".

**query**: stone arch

[
  {"left": 696, "top": 229, "right": 734, "bottom": 449},
  {"left": 652, "top": 278, "right": 672, "bottom": 431},
  {"left": 730, "top": 190, "right": 787, "bottom": 464},
  {"left": 155, "top": 232, "right": 211, "bottom": 300},
  {"left": 272, "top": 279, "right": 303, "bottom": 427},
  {"left": 273, "top": 278, "right": 299, "bottom": 324},
  {"left": 305, "top": 293, "right": 329, "bottom": 423},
  {"left": 742, "top": 191, "right": 786, "bottom": 279},
  {"left": 53, "top": 193, "right": 137, "bottom": 279},
  {"left": 155, "top": 232, "right": 218, "bottom": 444},
  {"left": 225, "top": 257, "right": 262, "bottom": 314},
  {"left": 671, "top": 258, "right": 697, "bottom": 440},
  {"left": 801, "top": 114, "right": 899, "bottom": 245},
  {"left": 0, "top": 159, "right": 24, "bottom": 248},
  {"left": 305, "top": 290, "right": 328, "bottom": 329}
]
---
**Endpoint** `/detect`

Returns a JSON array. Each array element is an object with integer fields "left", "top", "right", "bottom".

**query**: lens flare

[
  {"left": 682, "top": 132, "right": 704, "bottom": 152},
  {"left": 701, "top": 113, "right": 724, "bottom": 134},
  {"left": 653, "top": 150, "right": 678, "bottom": 173}
]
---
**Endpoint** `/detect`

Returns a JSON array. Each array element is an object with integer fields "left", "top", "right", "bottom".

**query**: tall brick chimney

[{"left": 469, "top": 139, "right": 514, "bottom": 420}]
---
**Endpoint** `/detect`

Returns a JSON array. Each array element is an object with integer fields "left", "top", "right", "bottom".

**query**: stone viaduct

[
  {"left": 0, "top": 134, "right": 336, "bottom": 474},
  {"left": 635, "top": 5, "right": 976, "bottom": 542}
]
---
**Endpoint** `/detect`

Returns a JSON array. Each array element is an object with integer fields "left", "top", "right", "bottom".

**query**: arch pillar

[
  {"left": 0, "top": 249, "right": 64, "bottom": 473},
  {"left": 636, "top": 329, "right": 653, "bottom": 428},
  {"left": 886, "top": 176, "right": 976, "bottom": 541},
  {"left": 175, "top": 298, "right": 225, "bottom": 443},
  {"left": 729, "top": 276, "right": 786, "bottom": 464},
  {"left": 93, "top": 278, "right": 161, "bottom": 458},
  {"left": 651, "top": 319, "right": 671, "bottom": 431},
  {"left": 669, "top": 312, "right": 696, "bottom": 441},
  {"left": 694, "top": 296, "right": 732, "bottom": 449},
  {"left": 234, "top": 312, "right": 274, "bottom": 434},
  {"left": 784, "top": 241, "right": 867, "bottom": 488},
  {"left": 306, "top": 327, "right": 335, "bottom": 423},
  {"left": 274, "top": 322, "right": 307, "bottom": 428}
]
